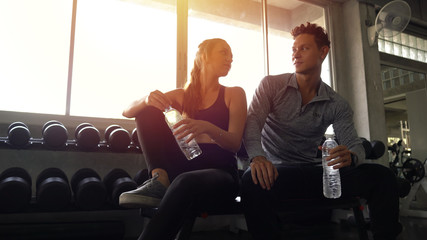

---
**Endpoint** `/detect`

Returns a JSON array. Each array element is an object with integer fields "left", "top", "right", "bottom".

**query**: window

[
  {"left": 71, "top": 0, "right": 176, "bottom": 118},
  {"left": 379, "top": 33, "right": 427, "bottom": 63},
  {"left": 188, "top": 0, "right": 264, "bottom": 104},
  {"left": 0, "top": 0, "right": 73, "bottom": 114},
  {"left": 0, "top": 0, "right": 330, "bottom": 121}
]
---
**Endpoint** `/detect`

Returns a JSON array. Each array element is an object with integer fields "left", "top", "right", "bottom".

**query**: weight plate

[
  {"left": 103, "top": 168, "right": 131, "bottom": 195},
  {"left": 402, "top": 158, "right": 426, "bottom": 183},
  {"left": 8, "top": 126, "right": 31, "bottom": 147},
  {"left": 42, "top": 120, "right": 63, "bottom": 134},
  {"left": 131, "top": 128, "right": 139, "bottom": 145},
  {"left": 76, "top": 126, "right": 100, "bottom": 151},
  {"left": 0, "top": 167, "right": 32, "bottom": 185},
  {"left": 109, "top": 128, "right": 131, "bottom": 152},
  {"left": 71, "top": 168, "right": 101, "bottom": 193},
  {"left": 7, "top": 122, "right": 28, "bottom": 134},
  {"left": 75, "top": 123, "right": 93, "bottom": 139},
  {"left": 104, "top": 124, "right": 122, "bottom": 143},
  {"left": 43, "top": 124, "right": 68, "bottom": 148},
  {"left": 36, "top": 168, "right": 69, "bottom": 190}
]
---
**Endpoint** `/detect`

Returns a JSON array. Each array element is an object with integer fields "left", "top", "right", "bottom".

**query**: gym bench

[{"left": 140, "top": 195, "right": 369, "bottom": 240}]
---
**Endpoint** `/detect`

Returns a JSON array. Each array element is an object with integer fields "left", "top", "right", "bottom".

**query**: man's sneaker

[{"left": 119, "top": 172, "right": 167, "bottom": 208}]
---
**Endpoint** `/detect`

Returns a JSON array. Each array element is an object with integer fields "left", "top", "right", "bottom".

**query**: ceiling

[{"left": 251, "top": 0, "right": 304, "bottom": 10}]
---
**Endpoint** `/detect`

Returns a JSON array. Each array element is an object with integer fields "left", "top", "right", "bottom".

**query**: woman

[{"left": 120, "top": 38, "right": 247, "bottom": 240}]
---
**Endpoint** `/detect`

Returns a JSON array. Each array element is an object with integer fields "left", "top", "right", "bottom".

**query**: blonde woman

[{"left": 120, "top": 38, "right": 246, "bottom": 240}]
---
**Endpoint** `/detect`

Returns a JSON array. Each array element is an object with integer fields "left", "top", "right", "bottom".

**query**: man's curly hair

[{"left": 291, "top": 22, "right": 330, "bottom": 49}]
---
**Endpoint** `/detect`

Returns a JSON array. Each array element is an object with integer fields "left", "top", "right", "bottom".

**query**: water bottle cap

[{"left": 164, "top": 106, "right": 173, "bottom": 112}]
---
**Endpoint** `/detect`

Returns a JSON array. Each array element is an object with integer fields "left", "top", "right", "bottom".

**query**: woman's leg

[
  {"left": 138, "top": 169, "right": 239, "bottom": 240},
  {"left": 135, "top": 106, "right": 188, "bottom": 181}
]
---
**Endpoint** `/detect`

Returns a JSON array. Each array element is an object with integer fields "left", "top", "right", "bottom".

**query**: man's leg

[
  {"left": 340, "top": 164, "right": 401, "bottom": 240},
  {"left": 241, "top": 165, "right": 320, "bottom": 240}
]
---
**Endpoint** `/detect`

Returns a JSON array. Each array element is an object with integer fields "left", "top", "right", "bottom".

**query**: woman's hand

[
  {"left": 172, "top": 118, "right": 211, "bottom": 143},
  {"left": 145, "top": 90, "right": 172, "bottom": 111}
]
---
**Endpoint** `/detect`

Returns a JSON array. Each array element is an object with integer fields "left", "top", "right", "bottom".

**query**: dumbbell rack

[{"left": 0, "top": 123, "right": 147, "bottom": 239}]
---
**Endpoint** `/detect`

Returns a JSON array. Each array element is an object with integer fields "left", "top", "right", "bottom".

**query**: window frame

[{"left": 0, "top": 0, "right": 333, "bottom": 133}]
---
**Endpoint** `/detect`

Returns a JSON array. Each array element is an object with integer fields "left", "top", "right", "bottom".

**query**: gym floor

[{"left": 188, "top": 216, "right": 427, "bottom": 240}]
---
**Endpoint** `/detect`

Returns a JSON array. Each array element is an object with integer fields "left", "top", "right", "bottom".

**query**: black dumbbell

[
  {"left": 103, "top": 168, "right": 137, "bottom": 207},
  {"left": 71, "top": 168, "right": 107, "bottom": 210},
  {"left": 36, "top": 168, "right": 71, "bottom": 211},
  {"left": 104, "top": 125, "right": 131, "bottom": 152},
  {"left": 131, "top": 128, "right": 140, "bottom": 148},
  {"left": 42, "top": 120, "right": 68, "bottom": 149},
  {"left": 134, "top": 169, "right": 149, "bottom": 186},
  {"left": 369, "top": 140, "right": 385, "bottom": 159},
  {"left": 0, "top": 167, "right": 32, "bottom": 213},
  {"left": 75, "top": 123, "right": 100, "bottom": 151},
  {"left": 360, "top": 137, "right": 373, "bottom": 159},
  {"left": 7, "top": 122, "right": 31, "bottom": 148}
]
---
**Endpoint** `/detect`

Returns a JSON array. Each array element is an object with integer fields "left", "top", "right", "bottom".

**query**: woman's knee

[{"left": 135, "top": 106, "right": 164, "bottom": 125}]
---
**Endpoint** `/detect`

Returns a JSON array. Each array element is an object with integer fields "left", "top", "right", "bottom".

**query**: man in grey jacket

[{"left": 242, "top": 22, "right": 400, "bottom": 240}]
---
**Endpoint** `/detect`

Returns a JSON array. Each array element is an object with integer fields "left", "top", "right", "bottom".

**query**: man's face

[{"left": 292, "top": 33, "right": 328, "bottom": 75}]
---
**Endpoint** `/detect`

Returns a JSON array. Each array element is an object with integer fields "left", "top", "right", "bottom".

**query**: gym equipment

[
  {"left": 368, "top": 140, "right": 385, "bottom": 159},
  {"left": 42, "top": 120, "right": 68, "bottom": 149},
  {"left": 0, "top": 167, "right": 32, "bottom": 213},
  {"left": 7, "top": 122, "right": 31, "bottom": 148},
  {"left": 71, "top": 168, "right": 107, "bottom": 210},
  {"left": 360, "top": 138, "right": 372, "bottom": 159},
  {"left": 402, "top": 158, "right": 426, "bottom": 183},
  {"left": 389, "top": 140, "right": 426, "bottom": 183},
  {"left": 400, "top": 159, "right": 427, "bottom": 218},
  {"left": 103, "top": 168, "right": 137, "bottom": 207},
  {"left": 131, "top": 128, "right": 140, "bottom": 148},
  {"left": 75, "top": 123, "right": 101, "bottom": 151},
  {"left": 36, "top": 168, "right": 71, "bottom": 211},
  {"left": 134, "top": 169, "right": 149, "bottom": 186},
  {"left": 104, "top": 124, "right": 131, "bottom": 152}
]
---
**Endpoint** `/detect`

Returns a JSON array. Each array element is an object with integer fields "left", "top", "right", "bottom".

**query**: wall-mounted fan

[{"left": 367, "top": 0, "right": 411, "bottom": 46}]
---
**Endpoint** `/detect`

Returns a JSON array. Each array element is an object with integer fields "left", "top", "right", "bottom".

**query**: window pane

[
  {"left": 188, "top": 0, "right": 264, "bottom": 104},
  {"left": 267, "top": 1, "right": 330, "bottom": 86},
  {"left": 0, "top": 0, "right": 72, "bottom": 114},
  {"left": 71, "top": 0, "right": 176, "bottom": 118}
]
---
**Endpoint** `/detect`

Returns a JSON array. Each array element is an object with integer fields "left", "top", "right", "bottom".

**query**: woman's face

[{"left": 204, "top": 41, "right": 233, "bottom": 78}]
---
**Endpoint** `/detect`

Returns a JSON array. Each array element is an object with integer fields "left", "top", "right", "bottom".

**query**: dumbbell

[
  {"left": 368, "top": 140, "right": 385, "bottom": 159},
  {"left": 103, "top": 168, "right": 137, "bottom": 207},
  {"left": 104, "top": 124, "right": 131, "bottom": 152},
  {"left": 75, "top": 123, "right": 100, "bottom": 151},
  {"left": 134, "top": 169, "right": 149, "bottom": 186},
  {"left": 0, "top": 167, "right": 32, "bottom": 213},
  {"left": 71, "top": 168, "right": 107, "bottom": 210},
  {"left": 360, "top": 137, "right": 373, "bottom": 159},
  {"left": 36, "top": 168, "right": 71, "bottom": 211},
  {"left": 7, "top": 122, "right": 31, "bottom": 148},
  {"left": 42, "top": 120, "right": 68, "bottom": 149},
  {"left": 131, "top": 128, "right": 140, "bottom": 148}
]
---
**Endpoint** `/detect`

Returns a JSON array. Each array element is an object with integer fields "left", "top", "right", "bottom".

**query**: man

[{"left": 242, "top": 22, "right": 401, "bottom": 240}]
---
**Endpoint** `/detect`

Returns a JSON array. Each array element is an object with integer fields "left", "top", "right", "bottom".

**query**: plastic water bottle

[
  {"left": 164, "top": 106, "right": 202, "bottom": 160},
  {"left": 322, "top": 135, "right": 342, "bottom": 198}
]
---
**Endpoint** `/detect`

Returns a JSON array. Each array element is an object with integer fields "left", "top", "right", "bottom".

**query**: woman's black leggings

[{"left": 135, "top": 106, "right": 239, "bottom": 240}]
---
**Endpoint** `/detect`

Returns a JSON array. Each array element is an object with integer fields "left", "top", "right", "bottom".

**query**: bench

[{"left": 140, "top": 139, "right": 390, "bottom": 240}]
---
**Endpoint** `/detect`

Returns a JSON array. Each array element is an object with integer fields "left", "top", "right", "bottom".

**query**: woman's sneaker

[{"left": 119, "top": 172, "right": 167, "bottom": 208}]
